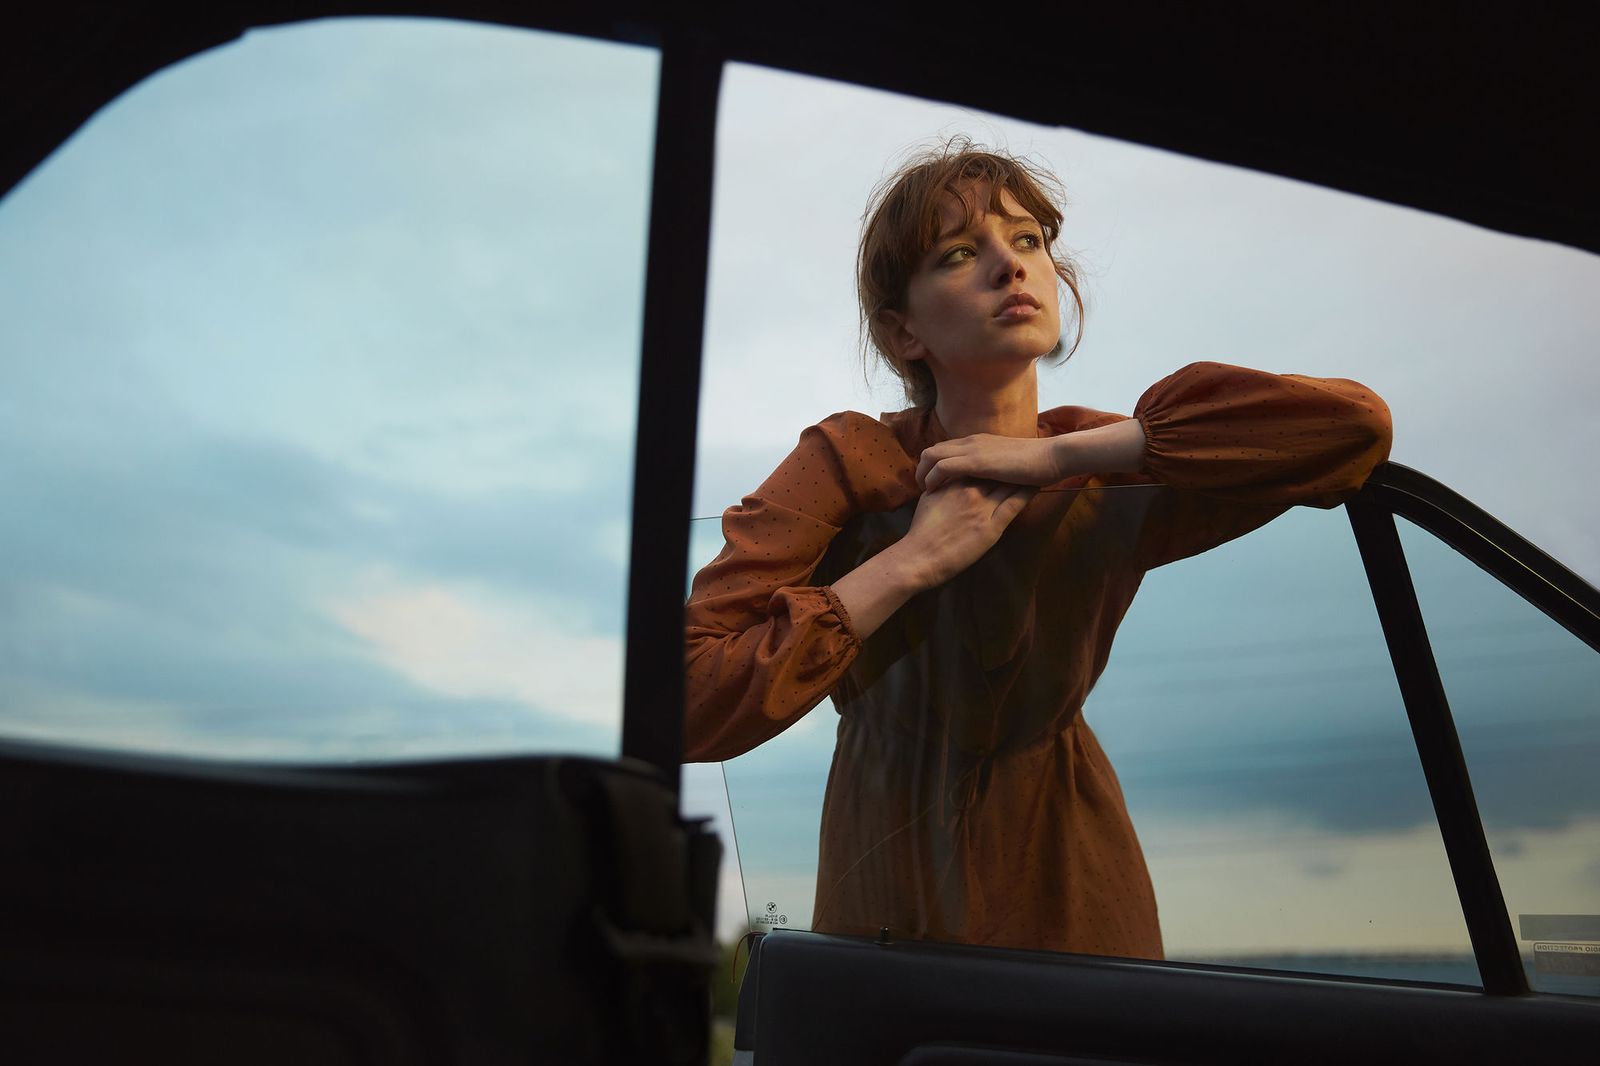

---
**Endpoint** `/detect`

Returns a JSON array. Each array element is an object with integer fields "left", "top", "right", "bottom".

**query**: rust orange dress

[{"left": 684, "top": 361, "right": 1392, "bottom": 959}]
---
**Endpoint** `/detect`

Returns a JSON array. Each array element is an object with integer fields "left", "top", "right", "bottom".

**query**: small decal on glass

[{"left": 1532, "top": 942, "right": 1600, "bottom": 977}]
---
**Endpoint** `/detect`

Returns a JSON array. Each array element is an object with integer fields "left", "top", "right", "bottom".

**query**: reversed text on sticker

[{"left": 1532, "top": 942, "right": 1600, "bottom": 977}]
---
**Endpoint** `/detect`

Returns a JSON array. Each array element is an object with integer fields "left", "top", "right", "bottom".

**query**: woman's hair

[{"left": 857, "top": 138, "right": 1087, "bottom": 408}]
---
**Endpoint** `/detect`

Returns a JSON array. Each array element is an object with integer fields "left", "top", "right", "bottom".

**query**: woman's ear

[{"left": 877, "top": 308, "right": 927, "bottom": 363}]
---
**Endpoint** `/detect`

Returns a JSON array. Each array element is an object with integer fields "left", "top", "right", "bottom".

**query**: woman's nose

[{"left": 995, "top": 252, "right": 1024, "bottom": 285}]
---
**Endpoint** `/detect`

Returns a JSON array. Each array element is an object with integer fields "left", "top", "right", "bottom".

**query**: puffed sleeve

[
  {"left": 1129, "top": 361, "right": 1392, "bottom": 569},
  {"left": 684, "top": 412, "right": 915, "bottom": 761}
]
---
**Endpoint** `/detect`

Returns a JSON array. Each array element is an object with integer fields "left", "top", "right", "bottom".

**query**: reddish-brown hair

[{"left": 857, "top": 139, "right": 1086, "bottom": 408}]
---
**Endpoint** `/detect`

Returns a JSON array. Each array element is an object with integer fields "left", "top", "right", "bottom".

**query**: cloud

[
  {"left": 1492, "top": 835, "right": 1528, "bottom": 859},
  {"left": 0, "top": 659, "right": 617, "bottom": 763},
  {"left": 0, "top": 390, "right": 633, "bottom": 758},
  {"left": 326, "top": 572, "right": 623, "bottom": 729},
  {"left": 1143, "top": 817, "right": 1468, "bottom": 954},
  {"left": 1300, "top": 859, "right": 1346, "bottom": 880}
]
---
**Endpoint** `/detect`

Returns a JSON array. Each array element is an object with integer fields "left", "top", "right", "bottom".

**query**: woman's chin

[
  {"left": 993, "top": 323, "right": 1060, "bottom": 359},
  {"left": 928, "top": 336, "right": 1057, "bottom": 378}
]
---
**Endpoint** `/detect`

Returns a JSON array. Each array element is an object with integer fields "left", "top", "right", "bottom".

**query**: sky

[{"left": 1, "top": 17, "right": 1596, "bottom": 978}]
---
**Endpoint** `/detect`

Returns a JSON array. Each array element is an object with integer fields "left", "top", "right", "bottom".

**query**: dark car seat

[{"left": 0, "top": 741, "right": 720, "bottom": 1065}]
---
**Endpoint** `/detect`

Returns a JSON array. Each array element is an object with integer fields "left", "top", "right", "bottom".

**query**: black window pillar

[
  {"left": 620, "top": 33, "right": 724, "bottom": 794},
  {"left": 1346, "top": 483, "right": 1526, "bottom": 994}
]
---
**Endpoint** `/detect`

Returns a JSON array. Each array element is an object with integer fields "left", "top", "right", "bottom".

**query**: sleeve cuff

[{"left": 821, "top": 585, "right": 862, "bottom": 645}]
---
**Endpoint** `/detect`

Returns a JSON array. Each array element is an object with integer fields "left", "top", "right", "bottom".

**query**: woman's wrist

[
  {"left": 870, "top": 540, "right": 936, "bottom": 597},
  {"left": 830, "top": 542, "right": 930, "bottom": 641},
  {"left": 1047, "top": 433, "right": 1075, "bottom": 481}
]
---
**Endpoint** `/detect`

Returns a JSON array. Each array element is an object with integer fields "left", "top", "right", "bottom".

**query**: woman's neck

[{"left": 931, "top": 363, "right": 1041, "bottom": 440}]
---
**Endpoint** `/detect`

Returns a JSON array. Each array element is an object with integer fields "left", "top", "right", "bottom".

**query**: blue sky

[
  {"left": 2, "top": 17, "right": 1595, "bottom": 966},
  {"left": 1, "top": 20, "right": 652, "bottom": 759}
]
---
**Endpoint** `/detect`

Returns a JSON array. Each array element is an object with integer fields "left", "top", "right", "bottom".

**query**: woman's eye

[
  {"left": 1017, "top": 232, "right": 1044, "bottom": 250},
  {"left": 940, "top": 246, "right": 975, "bottom": 265}
]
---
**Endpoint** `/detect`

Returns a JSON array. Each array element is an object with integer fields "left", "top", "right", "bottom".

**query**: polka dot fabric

[{"left": 685, "top": 361, "right": 1392, "bottom": 959}]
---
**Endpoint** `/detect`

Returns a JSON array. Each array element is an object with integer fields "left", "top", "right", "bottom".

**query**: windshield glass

[{"left": 0, "top": 18, "right": 658, "bottom": 761}]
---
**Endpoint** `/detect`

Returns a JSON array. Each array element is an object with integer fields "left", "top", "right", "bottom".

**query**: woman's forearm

[
  {"left": 1051, "top": 416, "right": 1147, "bottom": 478},
  {"left": 830, "top": 541, "right": 928, "bottom": 641}
]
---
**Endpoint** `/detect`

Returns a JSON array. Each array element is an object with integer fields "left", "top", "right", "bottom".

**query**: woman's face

[{"left": 887, "top": 181, "right": 1061, "bottom": 385}]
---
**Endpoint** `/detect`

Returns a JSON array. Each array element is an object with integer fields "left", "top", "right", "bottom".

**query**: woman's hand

[
  {"left": 916, "top": 434, "right": 1064, "bottom": 492},
  {"left": 916, "top": 418, "right": 1147, "bottom": 492},
  {"left": 897, "top": 477, "right": 1036, "bottom": 590},
  {"left": 830, "top": 477, "right": 1035, "bottom": 638}
]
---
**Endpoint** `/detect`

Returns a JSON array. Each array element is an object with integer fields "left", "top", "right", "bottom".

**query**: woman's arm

[
  {"left": 832, "top": 478, "right": 1034, "bottom": 638},
  {"left": 1127, "top": 362, "right": 1392, "bottom": 568},
  {"left": 686, "top": 412, "right": 1038, "bottom": 760},
  {"left": 907, "top": 362, "right": 1392, "bottom": 570},
  {"left": 913, "top": 362, "right": 1390, "bottom": 508},
  {"left": 1133, "top": 361, "right": 1391, "bottom": 507},
  {"left": 685, "top": 412, "right": 912, "bottom": 761},
  {"left": 915, "top": 415, "right": 1146, "bottom": 491}
]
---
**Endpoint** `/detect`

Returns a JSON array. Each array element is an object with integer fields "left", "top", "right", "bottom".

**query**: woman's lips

[{"left": 995, "top": 293, "right": 1042, "bottom": 318}]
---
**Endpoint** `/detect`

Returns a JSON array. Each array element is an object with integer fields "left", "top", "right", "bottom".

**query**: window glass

[
  {"left": 1398, "top": 516, "right": 1600, "bottom": 997},
  {"left": 1092, "top": 505, "right": 1471, "bottom": 980},
  {"left": 0, "top": 19, "right": 658, "bottom": 760},
  {"left": 697, "top": 501, "right": 1475, "bottom": 982}
]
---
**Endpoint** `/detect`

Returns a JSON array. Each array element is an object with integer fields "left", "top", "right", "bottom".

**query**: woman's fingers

[
  {"left": 916, "top": 434, "right": 1060, "bottom": 490},
  {"left": 916, "top": 440, "right": 979, "bottom": 489},
  {"left": 967, "top": 479, "right": 1035, "bottom": 524},
  {"left": 992, "top": 484, "right": 1035, "bottom": 525},
  {"left": 923, "top": 457, "right": 969, "bottom": 493},
  {"left": 914, "top": 445, "right": 950, "bottom": 488}
]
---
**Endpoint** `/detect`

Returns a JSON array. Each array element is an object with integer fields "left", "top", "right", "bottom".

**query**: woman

[{"left": 683, "top": 143, "right": 1391, "bottom": 959}]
